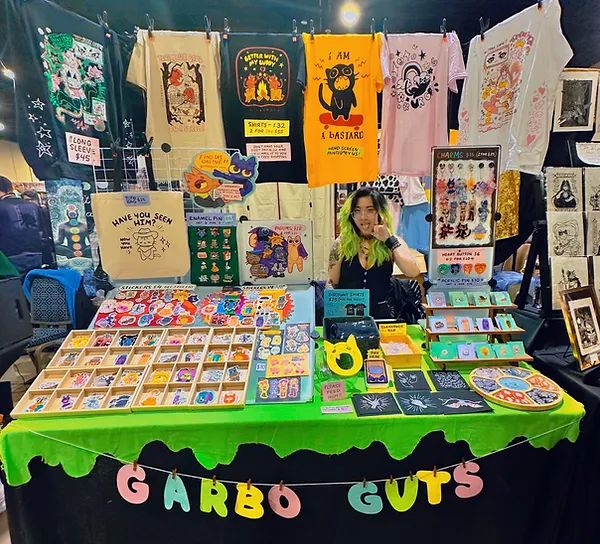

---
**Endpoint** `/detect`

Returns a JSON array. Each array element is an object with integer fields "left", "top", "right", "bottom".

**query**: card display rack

[
  {"left": 11, "top": 327, "right": 257, "bottom": 418},
  {"left": 424, "top": 298, "right": 530, "bottom": 366}
]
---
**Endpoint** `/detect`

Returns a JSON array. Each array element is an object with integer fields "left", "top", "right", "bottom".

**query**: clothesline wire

[{"left": 6, "top": 419, "right": 577, "bottom": 488}]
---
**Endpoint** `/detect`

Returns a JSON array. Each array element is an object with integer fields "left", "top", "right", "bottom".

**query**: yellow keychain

[{"left": 324, "top": 335, "right": 363, "bottom": 377}]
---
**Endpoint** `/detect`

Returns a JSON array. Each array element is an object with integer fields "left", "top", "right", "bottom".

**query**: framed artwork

[
  {"left": 553, "top": 70, "right": 599, "bottom": 132},
  {"left": 237, "top": 220, "right": 313, "bottom": 285},
  {"left": 586, "top": 212, "right": 600, "bottom": 256},
  {"left": 547, "top": 211, "right": 584, "bottom": 257},
  {"left": 431, "top": 146, "right": 500, "bottom": 249},
  {"left": 550, "top": 256, "right": 589, "bottom": 310},
  {"left": 585, "top": 168, "right": 600, "bottom": 211},
  {"left": 545, "top": 167, "right": 583, "bottom": 212},
  {"left": 559, "top": 286, "right": 600, "bottom": 370}
]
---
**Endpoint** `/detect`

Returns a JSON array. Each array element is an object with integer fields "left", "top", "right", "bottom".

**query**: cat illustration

[
  {"left": 319, "top": 63, "right": 357, "bottom": 120},
  {"left": 287, "top": 235, "right": 308, "bottom": 273},
  {"left": 268, "top": 75, "right": 283, "bottom": 101},
  {"left": 244, "top": 75, "right": 257, "bottom": 103},
  {"left": 213, "top": 152, "right": 258, "bottom": 196}
]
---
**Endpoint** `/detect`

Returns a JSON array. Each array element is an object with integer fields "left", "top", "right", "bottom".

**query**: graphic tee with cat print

[
  {"left": 299, "top": 34, "right": 383, "bottom": 188},
  {"left": 379, "top": 32, "right": 466, "bottom": 176}
]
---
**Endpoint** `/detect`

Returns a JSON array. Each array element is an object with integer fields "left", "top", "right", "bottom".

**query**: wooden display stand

[{"left": 423, "top": 302, "right": 533, "bottom": 366}]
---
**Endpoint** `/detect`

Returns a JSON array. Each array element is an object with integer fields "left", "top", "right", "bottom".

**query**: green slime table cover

[{"left": 0, "top": 326, "right": 584, "bottom": 486}]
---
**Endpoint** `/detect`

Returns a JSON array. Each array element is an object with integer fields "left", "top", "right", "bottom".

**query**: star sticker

[
  {"left": 31, "top": 98, "right": 45, "bottom": 110},
  {"left": 28, "top": 113, "right": 38, "bottom": 123},
  {"left": 36, "top": 126, "right": 51, "bottom": 139},
  {"left": 123, "top": 119, "right": 132, "bottom": 128},
  {"left": 36, "top": 141, "right": 52, "bottom": 158},
  {"left": 419, "top": 50, "right": 426, "bottom": 60}
]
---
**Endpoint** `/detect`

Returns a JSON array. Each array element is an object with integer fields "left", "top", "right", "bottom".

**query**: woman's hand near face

[{"left": 373, "top": 223, "right": 391, "bottom": 242}]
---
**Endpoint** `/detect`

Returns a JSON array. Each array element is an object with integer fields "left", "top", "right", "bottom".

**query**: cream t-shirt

[
  {"left": 127, "top": 30, "right": 226, "bottom": 177},
  {"left": 458, "top": 0, "right": 572, "bottom": 174}
]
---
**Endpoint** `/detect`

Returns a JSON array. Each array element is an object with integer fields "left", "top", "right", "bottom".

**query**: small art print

[
  {"left": 545, "top": 167, "right": 583, "bottom": 212},
  {"left": 431, "top": 146, "right": 500, "bottom": 249}
]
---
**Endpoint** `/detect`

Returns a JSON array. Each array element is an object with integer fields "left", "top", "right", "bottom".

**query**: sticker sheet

[
  {"left": 93, "top": 285, "right": 200, "bottom": 328},
  {"left": 431, "top": 146, "right": 500, "bottom": 249},
  {"left": 238, "top": 220, "right": 313, "bottom": 284},
  {"left": 199, "top": 287, "right": 294, "bottom": 327},
  {"left": 187, "top": 213, "right": 239, "bottom": 287},
  {"left": 248, "top": 323, "right": 313, "bottom": 404}
]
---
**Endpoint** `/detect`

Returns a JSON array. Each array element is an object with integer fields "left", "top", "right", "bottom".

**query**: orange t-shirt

[{"left": 301, "top": 34, "right": 383, "bottom": 188}]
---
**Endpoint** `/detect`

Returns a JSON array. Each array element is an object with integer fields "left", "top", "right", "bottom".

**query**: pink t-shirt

[{"left": 379, "top": 32, "right": 467, "bottom": 177}]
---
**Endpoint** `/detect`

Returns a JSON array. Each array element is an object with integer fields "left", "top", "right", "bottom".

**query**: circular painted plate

[{"left": 469, "top": 366, "right": 563, "bottom": 411}]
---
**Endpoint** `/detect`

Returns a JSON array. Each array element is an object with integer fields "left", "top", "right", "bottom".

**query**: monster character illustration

[
  {"left": 55, "top": 205, "right": 91, "bottom": 258},
  {"left": 133, "top": 228, "right": 159, "bottom": 261},
  {"left": 184, "top": 167, "right": 222, "bottom": 197},
  {"left": 246, "top": 227, "right": 288, "bottom": 278},
  {"left": 319, "top": 63, "right": 357, "bottom": 120},
  {"left": 213, "top": 152, "right": 258, "bottom": 197},
  {"left": 160, "top": 61, "right": 205, "bottom": 127},
  {"left": 287, "top": 235, "right": 308, "bottom": 273},
  {"left": 268, "top": 75, "right": 283, "bottom": 101},
  {"left": 244, "top": 74, "right": 257, "bottom": 103}
]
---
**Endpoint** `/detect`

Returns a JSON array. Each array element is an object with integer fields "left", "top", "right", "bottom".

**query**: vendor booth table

[{"left": 0, "top": 318, "right": 584, "bottom": 544}]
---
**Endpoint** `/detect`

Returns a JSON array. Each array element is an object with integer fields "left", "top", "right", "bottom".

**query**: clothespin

[
  {"left": 370, "top": 18, "right": 375, "bottom": 39},
  {"left": 537, "top": 0, "right": 543, "bottom": 10},
  {"left": 279, "top": 480, "right": 284, "bottom": 491},
  {"left": 479, "top": 17, "right": 489, "bottom": 41},
  {"left": 212, "top": 475, "right": 217, "bottom": 487},
  {"left": 409, "top": 471, "right": 414, "bottom": 481},
  {"left": 138, "top": 136, "right": 154, "bottom": 157},
  {"left": 171, "top": 468, "right": 177, "bottom": 480},
  {"left": 110, "top": 138, "right": 121, "bottom": 158},
  {"left": 246, "top": 479, "right": 252, "bottom": 490},
  {"left": 382, "top": 17, "right": 388, "bottom": 39},
  {"left": 362, "top": 477, "right": 367, "bottom": 488},
  {"left": 97, "top": 11, "right": 110, "bottom": 38},
  {"left": 461, "top": 458, "right": 466, "bottom": 469},
  {"left": 440, "top": 17, "right": 447, "bottom": 40},
  {"left": 292, "top": 19, "right": 298, "bottom": 42},
  {"left": 223, "top": 17, "right": 230, "bottom": 40},
  {"left": 433, "top": 466, "right": 437, "bottom": 477},
  {"left": 133, "top": 459, "right": 139, "bottom": 472},
  {"left": 389, "top": 475, "right": 394, "bottom": 484},
  {"left": 146, "top": 13, "right": 154, "bottom": 39},
  {"left": 205, "top": 15, "right": 212, "bottom": 40},
  {"left": 309, "top": 19, "right": 315, "bottom": 40}
]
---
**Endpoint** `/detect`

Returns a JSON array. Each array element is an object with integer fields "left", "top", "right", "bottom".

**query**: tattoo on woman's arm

[{"left": 329, "top": 240, "right": 340, "bottom": 270}]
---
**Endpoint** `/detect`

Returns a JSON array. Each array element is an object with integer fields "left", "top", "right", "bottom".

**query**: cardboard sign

[
  {"left": 321, "top": 380, "right": 347, "bottom": 402},
  {"left": 324, "top": 289, "right": 370, "bottom": 318},
  {"left": 66, "top": 132, "right": 100, "bottom": 166}
]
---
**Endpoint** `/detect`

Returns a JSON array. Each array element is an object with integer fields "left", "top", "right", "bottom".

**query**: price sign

[{"left": 66, "top": 132, "right": 100, "bottom": 166}]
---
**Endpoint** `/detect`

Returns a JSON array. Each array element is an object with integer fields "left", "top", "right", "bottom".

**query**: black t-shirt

[
  {"left": 339, "top": 256, "right": 393, "bottom": 318},
  {"left": 5, "top": 0, "right": 133, "bottom": 182},
  {"left": 220, "top": 33, "right": 307, "bottom": 183},
  {"left": 0, "top": 195, "right": 44, "bottom": 259}
]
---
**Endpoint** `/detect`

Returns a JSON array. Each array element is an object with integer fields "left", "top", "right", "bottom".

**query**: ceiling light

[{"left": 340, "top": 1, "right": 360, "bottom": 27}]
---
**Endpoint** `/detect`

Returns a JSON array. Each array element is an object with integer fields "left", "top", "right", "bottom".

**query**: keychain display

[{"left": 431, "top": 146, "right": 500, "bottom": 249}]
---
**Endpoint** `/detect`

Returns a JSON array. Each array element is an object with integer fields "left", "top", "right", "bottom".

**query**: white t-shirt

[{"left": 458, "top": 0, "right": 572, "bottom": 174}]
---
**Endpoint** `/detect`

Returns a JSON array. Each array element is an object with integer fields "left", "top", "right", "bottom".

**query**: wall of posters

[
  {"left": 91, "top": 192, "right": 190, "bottom": 280},
  {"left": 187, "top": 213, "right": 239, "bottom": 287},
  {"left": 237, "top": 220, "right": 313, "bottom": 285},
  {"left": 431, "top": 146, "right": 500, "bottom": 249}
]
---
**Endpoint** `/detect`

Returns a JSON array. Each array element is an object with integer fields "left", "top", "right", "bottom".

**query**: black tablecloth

[
  {"left": 533, "top": 346, "right": 600, "bottom": 544},
  {"left": 4, "top": 432, "right": 578, "bottom": 544}
]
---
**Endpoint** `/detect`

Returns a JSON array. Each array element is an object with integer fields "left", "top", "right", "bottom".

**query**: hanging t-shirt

[
  {"left": 220, "top": 33, "right": 306, "bottom": 183},
  {"left": 380, "top": 32, "right": 466, "bottom": 176},
  {"left": 127, "top": 30, "right": 226, "bottom": 172},
  {"left": 299, "top": 34, "right": 383, "bottom": 188},
  {"left": 5, "top": 0, "right": 133, "bottom": 182},
  {"left": 458, "top": 0, "right": 572, "bottom": 173}
]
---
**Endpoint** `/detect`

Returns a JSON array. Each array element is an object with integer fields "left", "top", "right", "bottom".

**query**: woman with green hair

[{"left": 328, "top": 187, "right": 419, "bottom": 318}]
